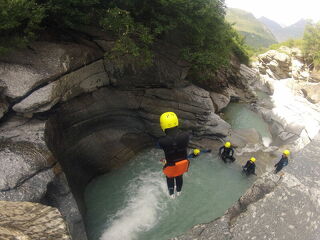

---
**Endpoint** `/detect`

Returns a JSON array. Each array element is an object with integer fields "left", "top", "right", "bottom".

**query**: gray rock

[
  {"left": 0, "top": 41, "right": 103, "bottom": 99},
  {"left": 13, "top": 60, "right": 110, "bottom": 114},
  {"left": 43, "top": 172, "right": 88, "bottom": 240},
  {"left": 0, "top": 118, "right": 55, "bottom": 201},
  {"left": 210, "top": 92, "right": 230, "bottom": 112},
  {"left": 0, "top": 97, "right": 8, "bottom": 119},
  {"left": 300, "top": 83, "right": 320, "bottom": 103}
]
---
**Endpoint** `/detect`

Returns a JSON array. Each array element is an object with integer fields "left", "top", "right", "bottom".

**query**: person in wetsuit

[
  {"left": 158, "top": 112, "right": 190, "bottom": 198},
  {"left": 219, "top": 142, "right": 235, "bottom": 163},
  {"left": 243, "top": 157, "right": 256, "bottom": 176},
  {"left": 187, "top": 148, "right": 211, "bottom": 159},
  {"left": 274, "top": 150, "right": 290, "bottom": 174}
]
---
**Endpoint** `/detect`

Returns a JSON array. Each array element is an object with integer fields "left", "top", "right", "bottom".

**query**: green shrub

[
  {"left": 303, "top": 22, "right": 320, "bottom": 67},
  {"left": 0, "top": 0, "right": 45, "bottom": 54}
]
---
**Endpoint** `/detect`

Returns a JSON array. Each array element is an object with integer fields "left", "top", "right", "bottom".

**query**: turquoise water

[
  {"left": 222, "top": 103, "right": 272, "bottom": 146},
  {"left": 85, "top": 148, "right": 252, "bottom": 240}
]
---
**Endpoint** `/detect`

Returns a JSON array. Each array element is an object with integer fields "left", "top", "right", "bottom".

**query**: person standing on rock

[
  {"left": 219, "top": 142, "right": 235, "bottom": 163},
  {"left": 242, "top": 157, "right": 256, "bottom": 176},
  {"left": 274, "top": 150, "right": 290, "bottom": 174},
  {"left": 158, "top": 112, "right": 190, "bottom": 198}
]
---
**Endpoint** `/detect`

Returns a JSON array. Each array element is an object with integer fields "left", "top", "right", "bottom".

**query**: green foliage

[
  {"left": 99, "top": 7, "right": 154, "bottom": 66},
  {"left": 303, "top": 22, "right": 320, "bottom": 67},
  {"left": 269, "top": 39, "right": 303, "bottom": 50},
  {"left": 0, "top": 0, "right": 45, "bottom": 54},
  {"left": 0, "top": 0, "right": 249, "bottom": 81},
  {"left": 42, "top": 0, "right": 100, "bottom": 28}
]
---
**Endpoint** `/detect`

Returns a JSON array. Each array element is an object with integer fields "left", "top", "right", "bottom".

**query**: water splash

[{"left": 100, "top": 171, "right": 167, "bottom": 240}]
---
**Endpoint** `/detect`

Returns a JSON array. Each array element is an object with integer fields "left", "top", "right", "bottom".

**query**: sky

[{"left": 225, "top": 0, "right": 320, "bottom": 26}]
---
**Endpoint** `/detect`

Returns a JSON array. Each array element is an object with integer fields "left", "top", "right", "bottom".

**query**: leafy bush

[
  {"left": 303, "top": 22, "right": 320, "bottom": 67},
  {"left": 0, "top": 0, "right": 45, "bottom": 54}
]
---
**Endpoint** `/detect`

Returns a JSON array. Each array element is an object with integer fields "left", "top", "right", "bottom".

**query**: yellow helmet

[
  {"left": 283, "top": 150, "right": 290, "bottom": 156},
  {"left": 224, "top": 142, "right": 231, "bottom": 148},
  {"left": 160, "top": 112, "right": 179, "bottom": 131},
  {"left": 193, "top": 149, "right": 200, "bottom": 156},
  {"left": 250, "top": 157, "right": 256, "bottom": 162}
]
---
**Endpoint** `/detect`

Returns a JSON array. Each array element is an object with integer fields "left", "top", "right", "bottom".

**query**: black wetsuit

[
  {"left": 219, "top": 146, "right": 235, "bottom": 162},
  {"left": 274, "top": 156, "right": 288, "bottom": 173},
  {"left": 243, "top": 160, "right": 256, "bottom": 176},
  {"left": 158, "top": 127, "right": 189, "bottom": 195}
]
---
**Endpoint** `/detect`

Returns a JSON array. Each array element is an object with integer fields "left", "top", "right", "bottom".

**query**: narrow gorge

[{"left": 1, "top": 27, "right": 320, "bottom": 240}]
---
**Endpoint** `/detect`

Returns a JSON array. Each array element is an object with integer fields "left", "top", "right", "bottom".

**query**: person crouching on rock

[
  {"left": 158, "top": 112, "right": 190, "bottom": 198},
  {"left": 187, "top": 148, "right": 211, "bottom": 159},
  {"left": 219, "top": 141, "right": 235, "bottom": 163},
  {"left": 274, "top": 150, "right": 290, "bottom": 174},
  {"left": 242, "top": 157, "right": 256, "bottom": 176}
]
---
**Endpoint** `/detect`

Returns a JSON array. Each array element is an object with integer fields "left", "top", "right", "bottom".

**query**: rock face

[
  {"left": 252, "top": 48, "right": 320, "bottom": 150},
  {"left": 13, "top": 59, "right": 110, "bottom": 114},
  {"left": 0, "top": 201, "right": 71, "bottom": 239},
  {"left": 255, "top": 47, "right": 310, "bottom": 81},
  {"left": 0, "top": 116, "right": 87, "bottom": 240},
  {"left": 0, "top": 42, "right": 103, "bottom": 100}
]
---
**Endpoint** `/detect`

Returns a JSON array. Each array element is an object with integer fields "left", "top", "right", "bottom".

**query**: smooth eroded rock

[
  {"left": 0, "top": 41, "right": 103, "bottom": 99},
  {"left": 0, "top": 201, "right": 71, "bottom": 239}
]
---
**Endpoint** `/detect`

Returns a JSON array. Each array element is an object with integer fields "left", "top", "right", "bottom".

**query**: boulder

[
  {"left": 0, "top": 201, "right": 71, "bottom": 239},
  {"left": 300, "top": 83, "right": 320, "bottom": 103},
  {"left": 0, "top": 118, "right": 54, "bottom": 201},
  {"left": 0, "top": 41, "right": 103, "bottom": 99},
  {"left": 13, "top": 60, "right": 110, "bottom": 114},
  {"left": 210, "top": 92, "right": 230, "bottom": 112}
]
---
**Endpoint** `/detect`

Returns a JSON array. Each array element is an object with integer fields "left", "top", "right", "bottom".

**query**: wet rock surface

[
  {"left": 0, "top": 116, "right": 87, "bottom": 240},
  {"left": 172, "top": 133, "right": 320, "bottom": 240},
  {"left": 0, "top": 41, "right": 103, "bottom": 100},
  {"left": 0, "top": 201, "right": 71, "bottom": 239}
]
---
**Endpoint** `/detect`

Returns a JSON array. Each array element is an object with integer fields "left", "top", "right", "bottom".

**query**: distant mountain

[
  {"left": 259, "top": 17, "right": 307, "bottom": 42},
  {"left": 226, "top": 8, "right": 277, "bottom": 48}
]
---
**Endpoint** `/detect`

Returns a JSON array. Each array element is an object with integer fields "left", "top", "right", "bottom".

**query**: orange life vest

[{"left": 163, "top": 159, "right": 190, "bottom": 178}]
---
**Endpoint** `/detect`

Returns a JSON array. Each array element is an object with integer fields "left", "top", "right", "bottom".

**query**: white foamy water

[{"left": 100, "top": 171, "right": 167, "bottom": 240}]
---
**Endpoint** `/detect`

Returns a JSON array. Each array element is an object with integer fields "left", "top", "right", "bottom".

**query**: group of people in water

[{"left": 158, "top": 111, "right": 290, "bottom": 198}]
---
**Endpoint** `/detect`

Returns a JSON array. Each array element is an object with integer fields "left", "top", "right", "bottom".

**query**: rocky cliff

[{"left": 0, "top": 30, "right": 256, "bottom": 239}]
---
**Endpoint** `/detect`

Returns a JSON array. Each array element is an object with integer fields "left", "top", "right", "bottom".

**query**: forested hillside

[{"left": 226, "top": 8, "right": 277, "bottom": 48}]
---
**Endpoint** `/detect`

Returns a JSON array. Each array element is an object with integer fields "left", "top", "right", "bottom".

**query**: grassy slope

[{"left": 226, "top": 8, "right": 277, "bottom": 48}]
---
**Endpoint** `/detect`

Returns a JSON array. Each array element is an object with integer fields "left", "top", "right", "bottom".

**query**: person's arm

[
  {"left": 187, "top": 153, "right": 194, "bottom": 159},
  {"left": 219, "top": 146, "right": 223, "bottom": 155},
  {"left": 243, "top": 161, "right": 249, "bottom": 169},
  {"left": 201, "top": 149, "right": 211, "bottom": 154},
  {"left": 252, "top": 164, "right": 256, "bottom": 175},
  {"left": 230, "top": 148, "right": 234, "bottom": 157}
]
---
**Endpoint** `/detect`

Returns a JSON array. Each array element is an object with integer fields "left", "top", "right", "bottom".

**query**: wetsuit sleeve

[
  {"left": 187, "top": 153, "right": 194, "bottom": 159},
  {"left": 230, "top": 148, "right": 234, "bottom": 156},
  {"left": 252, "top": 164, "right": 256, "bottom": 174},
  {"left": 201, "top": 149, "right": 211, "bottom": 154},
  {"left": 219, "top": 146, "right": 224, "bottom": 155},
  {"left": 243, "top": 161, "right": 250, "bottom": 168}
]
